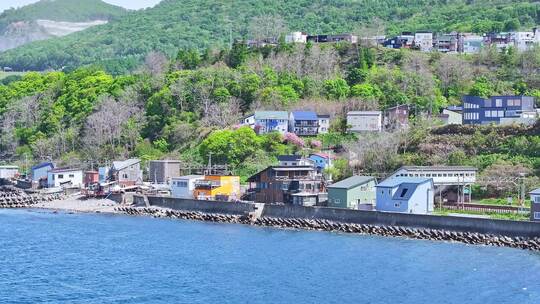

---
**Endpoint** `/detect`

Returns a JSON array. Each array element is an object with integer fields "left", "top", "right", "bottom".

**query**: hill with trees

[
  {"left": 0, "top": 0, "right": 127, "bottom": 52},
  {"left": 0, "top": 0, "right": 538, "bottom": 72},
  {"left": 0, "top": 42, "right": 539, "bottom": 195}
]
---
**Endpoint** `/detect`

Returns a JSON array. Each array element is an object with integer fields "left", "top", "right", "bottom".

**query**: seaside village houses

[{"left": 249, "top": 27, "right": 540, "bottom": 54}]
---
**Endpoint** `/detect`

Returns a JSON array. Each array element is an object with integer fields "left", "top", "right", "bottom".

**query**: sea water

[{"left": 0, "top": 209, "right": 539, "bottom": 304}]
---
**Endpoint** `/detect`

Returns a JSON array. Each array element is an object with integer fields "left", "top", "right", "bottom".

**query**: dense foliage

[
  {"left": 0, "top": 0, "right": 538, "bottom": 72},
  {"left": 0, "top": 0, "right": 126, "bottom": 32}
]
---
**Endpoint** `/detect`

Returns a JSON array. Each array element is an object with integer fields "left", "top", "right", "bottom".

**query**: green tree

[{"left": 324, "top": 78, "right": 350, "bottom": 100}]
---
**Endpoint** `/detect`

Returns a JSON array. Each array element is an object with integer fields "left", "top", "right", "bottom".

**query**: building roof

[
  {"left": 272, "top": 166, "right": 315, "bottom": 172},
  {"left": 386, "top": 104, "right": 410, "bottom": 111},
  {"left": 0, "top": 165, "right": 18, "bottom": 169},
  {"left": 278, "top": 155, "right": 303, "bottom": 162},
  {"left": 347, "top": 111, "right": 382, "bottom": 116},
  {"left": 397, "top": 166, "right": 477, "bottom": 172},
  {"left": 328, "top": 176, "right": 375, "bottom": 190},
  {"left": 172, "top": 175, "right": 204, "bottom": 180},
  {"left": 149, "top": 160, "right": 181, "bottom": 164},
  {"left": 292, "top": 111, "right": 318, "bottom": 120},
  {"left": 529, "top": 188, "right": 540, "bottom": 195},
  {"left": 112, "top": 159, "right": 141, "bottom": 171},
  {"left": 49, "top": 168, "right": 82, "bottom": 174},
  {"left": 254, "top": 111, "right": 288, "bottom": 120},
  {"left": 31, "top": 162, "right": 54, "bottom": 171},
  {"left": 376, "top": 177, "right": 432, "bottom": 188}
]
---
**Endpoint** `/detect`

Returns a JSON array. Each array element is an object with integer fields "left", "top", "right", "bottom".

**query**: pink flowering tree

[
  {"left": 310, "top": 140, "right": 322, "bottom": 149},
  {"left": 284, "top": 132, "right": 305, "bottom": 148}
]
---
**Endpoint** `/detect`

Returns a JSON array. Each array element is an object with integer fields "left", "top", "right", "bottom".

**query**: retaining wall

[
  {"left": 144, "top": 195, "right": 255, "bottom": 215},
  {"left": 140, "top": 195, "right": 540, "bottom": 238}
]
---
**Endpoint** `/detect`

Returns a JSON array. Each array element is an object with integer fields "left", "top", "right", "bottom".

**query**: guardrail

[{"left": 443, "top": 203, "right": 530, "bottom": 214}]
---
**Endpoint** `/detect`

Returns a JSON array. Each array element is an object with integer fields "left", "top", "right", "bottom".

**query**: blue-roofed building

[
  {"left": 376, "top": 177, "right": 434, "bottom": 214},
  {"left": 462, "top": 95, "right": 536, "bottom": 125},
  {"left": 253, "top": 111, "right": 289, "bottom": 134},
  {"left": 529, "top": 188, "right": 540, "bottom": 222},
  {"left": 308, "top": 153, "right": 333, "bottom": 171},
  {"left": 289, "top": 111, "right": 319, "bottom": 136},
  {"left": 31, "top": 162, "right": 54, "bottom": 183}
]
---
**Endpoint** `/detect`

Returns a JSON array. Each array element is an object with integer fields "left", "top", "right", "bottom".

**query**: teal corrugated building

[{"left": 328, "top": 176, "right": 377, "bottom": 209}]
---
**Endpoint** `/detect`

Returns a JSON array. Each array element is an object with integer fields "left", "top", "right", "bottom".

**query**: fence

[{"left": 443, "top": 203, "right": 530, "bottom": 214}]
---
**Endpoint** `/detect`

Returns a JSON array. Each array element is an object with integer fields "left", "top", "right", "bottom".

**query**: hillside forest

[
  {"left": 0, "top": 0, "right": 538, "bottom": 72},
  {"left": 1, "top": 41, "right": 540, "bottom": 197}
]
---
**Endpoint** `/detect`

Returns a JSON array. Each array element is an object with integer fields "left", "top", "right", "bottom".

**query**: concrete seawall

[{"left": 137, "top": 195, "right": 540, "bottom": 238}]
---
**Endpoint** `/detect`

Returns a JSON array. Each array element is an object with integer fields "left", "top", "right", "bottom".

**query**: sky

[{"left": 0, "top": 0, "right": 162, "bottom": 13}]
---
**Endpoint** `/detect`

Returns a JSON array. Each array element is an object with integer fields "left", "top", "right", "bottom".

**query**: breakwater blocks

[
  {"left": 116, "top": 206, "right": 540, "bottom": 252},
  {"left": 0, "top": 186, "right": 63, "bottom": 208}
]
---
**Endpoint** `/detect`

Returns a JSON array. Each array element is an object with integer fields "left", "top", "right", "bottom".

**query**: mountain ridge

[
  {"left": 0, "top": 0, "right": 127, "bottom": 52},
  {"left": 0, "top": 0, "right": 538, "bottom": 72}
]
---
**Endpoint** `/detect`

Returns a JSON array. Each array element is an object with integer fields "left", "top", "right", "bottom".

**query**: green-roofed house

[{"left": 328, "top": 176, "right": 377, "bottom": 210}]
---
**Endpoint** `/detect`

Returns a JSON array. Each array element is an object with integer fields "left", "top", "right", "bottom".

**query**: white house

[
  {"left": 376, "top": 177, "right": 434, "bottom": 214},
  {"left": 47, "top": 168, "right": 83, "bottom": 188},
  {"left": 513, "top": 31, "right": 536, "bottom": 51},
  {"left": 440, "top": 108, "right": 463, "bottom": 125},
  {"left": 277, "top": 155, "right": 315, "bottom": 167},
  {"left": 0, "top": 165, "right": 19, "bottom": 180},
  {"left": 530, "top": 188, "right": 540, "bottom": 221},
  {"left": 414, "top": 32, "right": 433, "bottom": 52},
  {"left": 390, "top": 166, "right": 477, "bottom": 186},
  {"left": 170, "top": 175, "right": 204, "bottom": 199},
  {"left": 317, "top": 114, "right": 330, "bottom": 134},
  {"left": 285, "top": 32, "right": 307, "bottom": 43},
  {"left": 347, "top": 111, "right": 383, "bottom": 132}
]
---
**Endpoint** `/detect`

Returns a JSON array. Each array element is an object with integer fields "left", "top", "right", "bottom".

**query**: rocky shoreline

[
  {"left": 0, "top": 186, "right": 63, "bottom": 208},
  {"left": 116, "top": 206, "right": 540, "bottom": 252}
]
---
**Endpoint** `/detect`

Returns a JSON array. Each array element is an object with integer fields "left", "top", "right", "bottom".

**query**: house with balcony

[
  {"left": 289, "top": 111, "right": 319, "bottom": 136},
  {"left": 317, "top": 114, "right": 330, "bottom": 134},
  {"left": 462, "top": 95, "right": 536, "bottom": 125},
  {"left": 253, "top": 111, "right": 289, "bottom": 134},
  {"left": 247, "top": 165, "right": 326, "bottom": 205}
]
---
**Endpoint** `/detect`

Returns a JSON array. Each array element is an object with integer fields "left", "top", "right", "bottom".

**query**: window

[
  {"left": 485, "top": 100, "right": 492, "bottom": 107},
  {"left": 495, "top": 99, "right": 502, "bottom": 107},
  {"left": 335, "top": 199, "right": 341, "bottom": 204},
  {"left": 123, "top": 173, "right": 128, "bottom": 179},
  {"left": 394, "top": 203, "right": 400, "bottom": 208},
  {"left": 535, "top": 196, "right": 540, "bottom": 204},
  {"left": 58, "top": 174, "right": 64, "bottom": 179},
  {"left": 514, "top": 99, "right": 521, "bottom": 106},
  {"left": 498, "top": 111, "right": 504, "bottom": 117},
  {"left": 485, "top": 111, "right": 491, "bottom": 118},
  {"left": 399, "top": 188, "right": 409, "bottom": 198},
  {"left": 69, "top": 174, "right": 74, "bottom": 178},
  {"left": 535, "top": 212, "right": 540, "bottom": 220}
]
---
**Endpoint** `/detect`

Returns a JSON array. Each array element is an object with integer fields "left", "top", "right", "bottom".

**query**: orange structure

[{"left": 193, "top": 175, "right": 241, "bottom": 201}]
